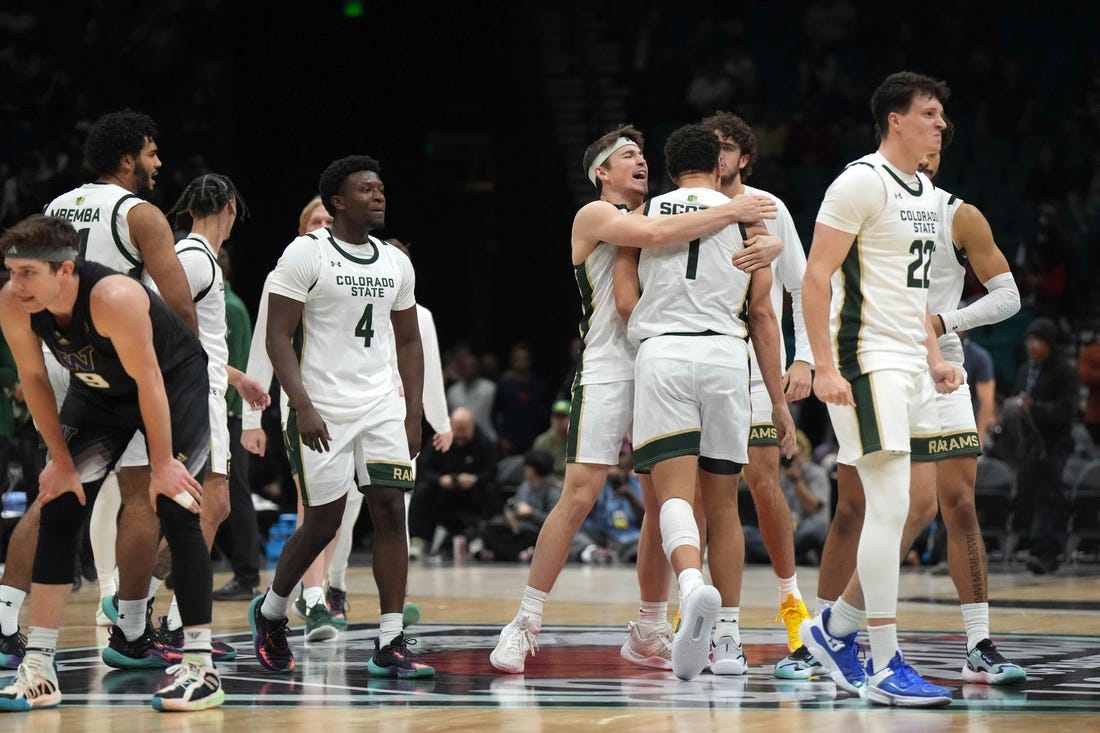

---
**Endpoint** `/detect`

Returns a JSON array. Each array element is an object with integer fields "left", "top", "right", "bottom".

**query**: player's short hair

[
  {"left": 582, "top": 124, "right": 645, "bottom": 194},
  {"left": 870, "top": 71, "right": 951, "bottom": 140},
  {"left": 699, "top": 110, "right": 756, "bottom": 180},
  {"left": 166, "top": 173, "right": 250, "bottom": 228},
  {"left": 0, "top": 214, "right": 80, "bottom": 267},
  {"left": 318, "top": 155, "right": 382, "bottom": 217},
  {"left": 664, "top": 123, "right": 721, "bottom": 179},
  {"left": 83, "top": 109, "right": 159, "bottom": 177}
]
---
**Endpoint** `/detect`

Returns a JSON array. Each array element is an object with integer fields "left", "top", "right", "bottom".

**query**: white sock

[
  {"left": 147, "top": 576, "right": 163, "bottom": 600},
  {"left": 118, "top": 598, "right": 148, "bottom": 641},
  {"left": 777, "top": 574, "right": 801, "bottom": 606},
  {"left": 714, "top": 607, "right": 741, "bottom": 645},
  {"left": 519, "top": 586, "right": 548, "bottom": 633},
  {"left": 180, "top": 627, "right": 213, "bottom": 667},
  {"left": 814, "top": 597, "right": 835, "bottom": 618},
  {"left": 825, "top": 599, "right": 864, "bottom": 638},
  {"left": 677, "top": 568, "right": 705, "bottom": 603},
  {"left": 0, "top": 586, "right": 26, "bottom": 635},
  {"left": 302, "top": 585, "right": 325, "bottom": 610},
  {"left": 379, "top": 612, "right": 403, "bottom": 646},
  {"left": 867, "top": 623, "right": 899, "bottom": 673},
  {"left": 961, "top": 602, "right": 990, "bottom": 652},
  {"left": 261, "top": 588, "right": 290, "bottom": 621},
  {"left": 637, "top": 600, "right": 668, "bottom": 635},
  {"left": 26, "top": 627, "right": 59, "bottom": 673}
]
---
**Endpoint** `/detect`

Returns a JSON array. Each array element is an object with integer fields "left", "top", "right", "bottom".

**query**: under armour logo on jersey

[
  {"left": 330, "top": 260, "right": 343, "bottom": 267},
  {"left": 895, "top": 192, "right": 904, "bottom": 199}
]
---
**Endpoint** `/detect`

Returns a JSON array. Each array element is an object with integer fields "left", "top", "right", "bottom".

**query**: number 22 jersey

[{"left": 815, "top": 151, "right": 940, "bottom": 379}]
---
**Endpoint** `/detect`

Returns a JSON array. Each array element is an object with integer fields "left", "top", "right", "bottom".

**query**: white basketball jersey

[
  {"left": 926, "top": 187, "right": 967, "bottom": 368},
  {"left": 817, "top": 152, "right": 940, "bottom": 378},
  {"left": 628, "top": 186, "right": 752, "bottom": 345},
  {"left": 174, "top": 234, "right": 228, "bottom": 394},
  {"left": 743, "top": 184, "right": 812, "bottom": 381},
  {"left": 267, "top": 232, "right": 416, "bottom": 422},
  {"left": 44, "top": 183, "right": 145, "bottom": 278},
  {"left": 573, "top": 205, "right": 636, "bottom": 387}
]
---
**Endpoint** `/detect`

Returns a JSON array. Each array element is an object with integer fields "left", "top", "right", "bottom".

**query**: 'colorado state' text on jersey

[
  {"left": 267, "top": 231, "right": 415, "bottom": 422},
  {"left": 44, "top": 183, "right": 146, "bottom": 279},
  {"left": 30, "top": 261, "right": 204, "bottom": 398},
  {"left": 816, "top": 152, "right": 940, "bottom": 379},
  {"left": 926, "top": 186, "right": 967, "bottom": 368},
  {"left": 573, "top": 204, "right": 636, "bottom": 387},
  {"left": 627, "top": 187, "right": 752, "bottom": 344}
]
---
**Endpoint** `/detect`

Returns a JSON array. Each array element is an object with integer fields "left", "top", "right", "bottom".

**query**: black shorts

[{"left": 58, "top": 354, "right": 211, "bottom": 483}]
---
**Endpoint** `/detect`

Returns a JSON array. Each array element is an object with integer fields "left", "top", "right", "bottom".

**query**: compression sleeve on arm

[{"left": 940, "top": 271, "right": 1020, "bottom": 334}]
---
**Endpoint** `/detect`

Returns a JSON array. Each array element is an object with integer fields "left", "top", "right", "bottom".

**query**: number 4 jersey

[
  {"left": 266, "top": 231, "right": 416, "bottom": 422},
  {"left": 816, "top": 151, "right": 940, "bottom": 379}
]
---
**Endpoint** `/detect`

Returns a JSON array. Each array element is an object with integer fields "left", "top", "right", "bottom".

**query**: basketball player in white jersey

[
  {"left": 129, "top": 174, "right": 269, "bottom": 660},
  {"left": 620, "top": 123, "right": 795, "bottom": 681},
  {"left": 490, "top": 124, "right": 781, "bottom": 674},
  {"left": 798, "top": 71, "right": 960, "bottom": 707},
  {"left": 813, "top": 122, "right": 1025, "bottom": 685},
  {"left": 701, "top": 110, "right": 821, "bottom": 679},
  {"left": 0, "top": 110, "right": 198, "bottom": 668},
  {"left": 250, "top": 155, "right": 431, "bottom": 679}
]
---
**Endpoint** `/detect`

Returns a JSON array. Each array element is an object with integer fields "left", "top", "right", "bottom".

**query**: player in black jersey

[{"left": 0, "top": 214, "right": 224, "bottom": 713}]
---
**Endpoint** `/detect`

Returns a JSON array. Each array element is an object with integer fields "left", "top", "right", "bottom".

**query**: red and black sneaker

[
  {"left": 367, "top": 632, "right": 434, "bottom": 678},
  {"left": 152, "top": 616, "right": 238, "bottom": 662},
  {"left": 248, "top": 595, "right": 295, "bottom": 672},
  {"left": 101, "top": 624, "right": 184, "bottom": 669}
]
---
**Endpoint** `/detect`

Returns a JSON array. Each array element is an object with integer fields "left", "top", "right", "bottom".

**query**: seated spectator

[
  {"left": 582, "top": 451, "right": 645, "bottom": 563},
  {"left": 531, "top": 398, "right": 570, "bottom": 481},
  {"left": 470, "top": 449, "right": 571, "bottom": 562},
  {"left": 408, "top": 407, "right": 499, "bottom": 559}
]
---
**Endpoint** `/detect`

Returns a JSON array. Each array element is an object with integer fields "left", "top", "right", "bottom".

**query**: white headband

[{"left": 586, "top": 136, "right": 639, "bottom": 186}]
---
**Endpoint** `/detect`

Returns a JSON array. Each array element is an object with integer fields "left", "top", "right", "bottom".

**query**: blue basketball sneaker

[
  {"left": 798, "top": 608, "right": 865, "bottom": 694},
  {"left": 863, "top": 651, "right": 952, "bottom": 707}
]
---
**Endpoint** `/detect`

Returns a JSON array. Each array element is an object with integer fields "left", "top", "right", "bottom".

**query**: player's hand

[
  {"left": 241, "top": 427, "right": 267, "bottom": 456},
  {"left": 433, "top": 431, "right": 453, "bottom": 452},
  {"left": 404, "top": 416, "right": 422, "bottom": 459},
  {"left": 733, "top": 234, "right": 782, "bottom": 272},
  {"left": 725, "top": 193, "right": 777, "bottom": 223},
  {"left": 236, "top": 374, "right": 271, "bottom": 411},
  {"left": 931, "top": 362, "right": 963, "bottom": 394},
  {"left": 772, "top": 402, "right": 798, "bottom": 460},
  {"left": 813, "top": 369, "right": 855, "bottom": 406},
  {"left": 37, "top": 459, "right": 86, "bottom": 506},
  {"left": 297, "top": 405, "right": 332, "bottom": 453},
  {"left": 149, "top": 458, "right": 203, "bottom": 514},
  {"left": 782, "top": 361, "right": 813, "bottom": 402}
]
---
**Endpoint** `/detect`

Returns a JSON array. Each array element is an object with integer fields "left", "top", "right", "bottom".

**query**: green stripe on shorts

[
  {"left": 565, "top": 384, "right": 584, "bottom": 463},
  {"left": 748, "top": 422, "right": 778, "bottom": 447},
  {"left": 284, "top": 408, "right": 307, "bottom": 500},
  {"left": 914, "top": 430, "right": 981, "bottom": 462},
  {"left": 367, "top": 461, "right": 415, "bottom": 490},
  {"left": 633, "top": 429, "right": 701, "bottom": 472},
  {"left": 850, "top": 374, "right": 883, "bottom": 455}
]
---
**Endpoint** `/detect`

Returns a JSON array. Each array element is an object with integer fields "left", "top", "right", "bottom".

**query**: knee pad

[{"left": 659, "top": 498, "right": 700, "bottom": 557}]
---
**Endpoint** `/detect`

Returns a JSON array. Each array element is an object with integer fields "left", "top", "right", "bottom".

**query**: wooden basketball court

[{"left": 4, "top": 559, "right": 1099, "bottom": 731}]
